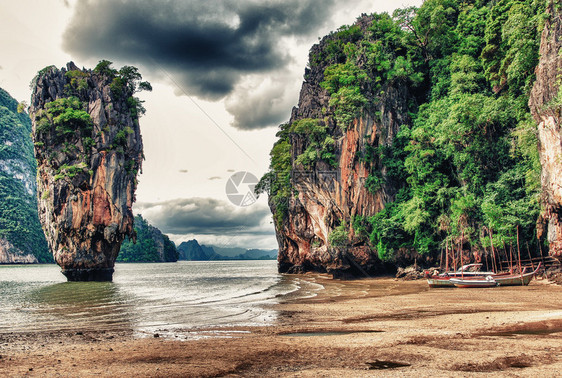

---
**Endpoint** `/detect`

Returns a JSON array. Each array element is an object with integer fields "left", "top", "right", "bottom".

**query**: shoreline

[{"left": 1, "top": 274, "right": 562, "bottom": 376}]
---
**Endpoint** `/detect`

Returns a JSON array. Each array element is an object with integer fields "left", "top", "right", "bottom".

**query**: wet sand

[{"left": 1, "top": 275, "right": 562, "bottom": 377}]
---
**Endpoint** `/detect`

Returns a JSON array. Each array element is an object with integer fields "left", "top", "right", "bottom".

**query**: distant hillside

[
  {"left": 117, "top": 215, "right": 178, "bottom": 262},
  {"left": 177, "top": 239, "right": 277, "bottom": 261},
  {"left": 0, "top": 87, "right": 51, "bottom": 263}
]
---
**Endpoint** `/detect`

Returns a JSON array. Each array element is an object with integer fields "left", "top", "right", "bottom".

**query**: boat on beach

[
  {"left": 426, "top": 263, "right": 495, "bottom": 288},
  {"left": 428, "top": 263, "right": 542, "bottom": 288},
  {"left": 426, "top": 224, "right": 544, "bottom": 288},
  {"left": 449, "top": 275, "right": 497, "bottom": 288},
  {"left": 493, "top": 263, "right": 541, "bottom": 286}
]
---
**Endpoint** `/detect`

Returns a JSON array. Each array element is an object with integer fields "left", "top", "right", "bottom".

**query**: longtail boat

[
  {"left": 426, "top": 275, "right": 455, "bottom": 288},
  {"left": 427, "top": 225, "right": 543, "bottom": 288},
  {"left": 494, "top": 263, "right": 541, "bottom": 286},
  {"left": 426, "top": 263, "right": 495, "bottom": 288},
  {"left": 450, "top": 276, "right": 498, "bottom": 288},
  {"left": 446, "top": 263, "right": 542, "bottom": 288}
]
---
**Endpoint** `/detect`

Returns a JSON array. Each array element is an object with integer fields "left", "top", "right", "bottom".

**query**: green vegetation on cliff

[
  {"left": 255, "top": 122, "right": 292, "bottom": 229},
  {"left": 0, "top": 88, "right": 51, "bottom": 262},
  {"left": 118, "top": 215, "right": 178, "bottom": 262},
  {"left": 261, "top": 0, "right": 546, "bottom": 262},
  {"left": 369, "top": 0, "right": 544, "bottom": 259}
]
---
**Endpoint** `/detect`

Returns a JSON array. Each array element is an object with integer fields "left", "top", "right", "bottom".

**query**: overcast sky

[{"left": 0, "top": 0, "right": 422, "bottom": 249}]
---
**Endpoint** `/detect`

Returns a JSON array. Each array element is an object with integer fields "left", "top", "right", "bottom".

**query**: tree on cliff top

[{"left": 94, "top": 60, "right": 152, "bottom": 116}]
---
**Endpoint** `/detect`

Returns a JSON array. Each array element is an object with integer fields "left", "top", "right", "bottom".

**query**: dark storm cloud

[
  {"left": 63, "top": 0, "right": 337, "bottom": 100},
  {"left": 135, "top": 197, "right": 273, "bottom": 236},
  {"left": 225, "top": 77, "right": 294, "bottom": 130},
  {"left": 229, "top": 98, "right": 291, "bottom": 131}
]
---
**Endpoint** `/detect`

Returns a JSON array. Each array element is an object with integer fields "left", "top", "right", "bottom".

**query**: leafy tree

[{"left": 94, "top": 60, "right": 118, "bottom": 78}]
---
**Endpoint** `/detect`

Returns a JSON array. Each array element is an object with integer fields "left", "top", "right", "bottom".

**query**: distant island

[
  {"left": 117, "top": 215, "right": 178, "bottom": 263},
  {"left": 118, "top": 217, "right": 277, "bottom": 263},
  {"left": 177, "top": 239, "right": 277, "bottom": 261}
]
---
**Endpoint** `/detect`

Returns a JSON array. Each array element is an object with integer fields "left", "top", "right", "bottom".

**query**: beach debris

[{"left": 366, "top": 360, "right": 411, "bottom": 370}]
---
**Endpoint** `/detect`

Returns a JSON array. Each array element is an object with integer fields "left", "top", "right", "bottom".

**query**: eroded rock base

[{"left": 62, "top": 268, "right": 114, "bottom": 282}]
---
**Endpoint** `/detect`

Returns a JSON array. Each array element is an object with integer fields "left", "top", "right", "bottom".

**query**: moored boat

[
  {"left": 426, "top": 276, "right": 455, "bottom": 288},
  {"left": 426, "top": 263, "right": 495, "bottom": 288},
  {"left": 426, "top": 262, "right": 541, "bottom": 288},
  {"left": 450, "top": 275, "right": 497, "bottom": 288},
  {"left": 494, "top": 263, "right": 541, "bottom": 286}
]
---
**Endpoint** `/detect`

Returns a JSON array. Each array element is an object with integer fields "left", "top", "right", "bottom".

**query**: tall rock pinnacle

[{"left": 29, "top": 61, "right": 149, "bottom": 281}]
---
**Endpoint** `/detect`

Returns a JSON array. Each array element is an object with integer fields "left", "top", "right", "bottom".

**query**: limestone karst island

[{"left": 1, "top": 0, "right": 562, "bottom": 375}]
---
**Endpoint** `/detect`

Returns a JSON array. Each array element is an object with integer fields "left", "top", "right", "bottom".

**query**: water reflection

[{"left": 24, "top": 281, "right": 134, "bottom": 332}]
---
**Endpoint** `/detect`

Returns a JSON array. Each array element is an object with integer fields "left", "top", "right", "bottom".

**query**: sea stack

[
  {"left": 29, "top": 61, "right": 148, "bottom": 281},
  {"left": 261, "top": 15, "right": 413, "bottom": 277},
  {"left": 529, "top": 2, "right": 562, "bottom": 259}
]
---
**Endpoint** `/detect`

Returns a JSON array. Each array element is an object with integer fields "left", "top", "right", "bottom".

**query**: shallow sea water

[{"left": 0, "top": 261, "right": 323, "bottom": 338}]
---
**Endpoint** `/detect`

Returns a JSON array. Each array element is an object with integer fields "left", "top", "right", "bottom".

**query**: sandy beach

[{"left": 1, "top": 275, "right": 561, "bottom": 377}]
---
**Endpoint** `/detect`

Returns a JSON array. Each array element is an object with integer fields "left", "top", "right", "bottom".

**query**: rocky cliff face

[
  {"left": 0, "top": 239, "right": 37, "bottom": 264},
  {"left": 29, "top": 62, "right": 145, "bottom": 280},
  {"left": 529, "top": 2, "right": 562, "bottom": 259},
  {"left": 271, "top": 16, "right": 413, "bottom": 276},
  {"left": 0, "top": 87, "right": 50, "bottom": 263}
]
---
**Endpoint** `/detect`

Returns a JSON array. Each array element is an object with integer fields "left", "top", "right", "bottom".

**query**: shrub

[
  {"left": 321, "top": 63, "right": 369, "bottom": 130},
  {"left": 328, "top": 222, "right": 349, "bottom": 247},
  {"left": 65, "top": 70, "right": 89, "bottom": 92},
  {"left": 291, "top": 118, "right": 337, "bottom": 168},
  {"left": 43, "top": 97, "right": 92, "bottom": 137},
  {"left": 94, "top": 60, "right": 117, "bottom": 78},
  {"left": 114, "top": 130, "right": 128, "bottom": 146},
  {"left": 53, "top": 162, "right": 89, "bottom": 181}
]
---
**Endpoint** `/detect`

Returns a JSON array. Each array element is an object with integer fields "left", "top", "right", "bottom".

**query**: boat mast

[
  {"left": 453, "top": 238, "right": 457, "bottom": 272},
  {"left": 502, "top": 242, "right": 509, "bottom": 273},
  {"left": 517, "top": 225, "right": 523, "bottom": 284},
  {"left": 508, "top": 243, "right": 514, "bottom": 273},
  {"left": 440, "top": 245, "right": 444, "bottom": 271},
  {"left": 445, "top": 239, "right": 449, "bottom": 272},
  {"left": 459, "top": 231, "right": 464, "bottom": 280},
  {"left": 483, "top": 243, "right": 489, "bottom": 273},
  {"left": 489, "top": 228, "right": 497, "bottom": 273},
  {"left": 526, "top": 241, "right": 535, "bottom": 270}
]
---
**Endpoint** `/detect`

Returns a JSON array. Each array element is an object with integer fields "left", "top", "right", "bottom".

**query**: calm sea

[{"left": 0, "top": 261, "right": 322, "bottom": 339}]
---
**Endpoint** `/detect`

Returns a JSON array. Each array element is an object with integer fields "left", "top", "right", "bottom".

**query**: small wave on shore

[{"left": 0, "top": 261, "right": 319, "bottom": 338}]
